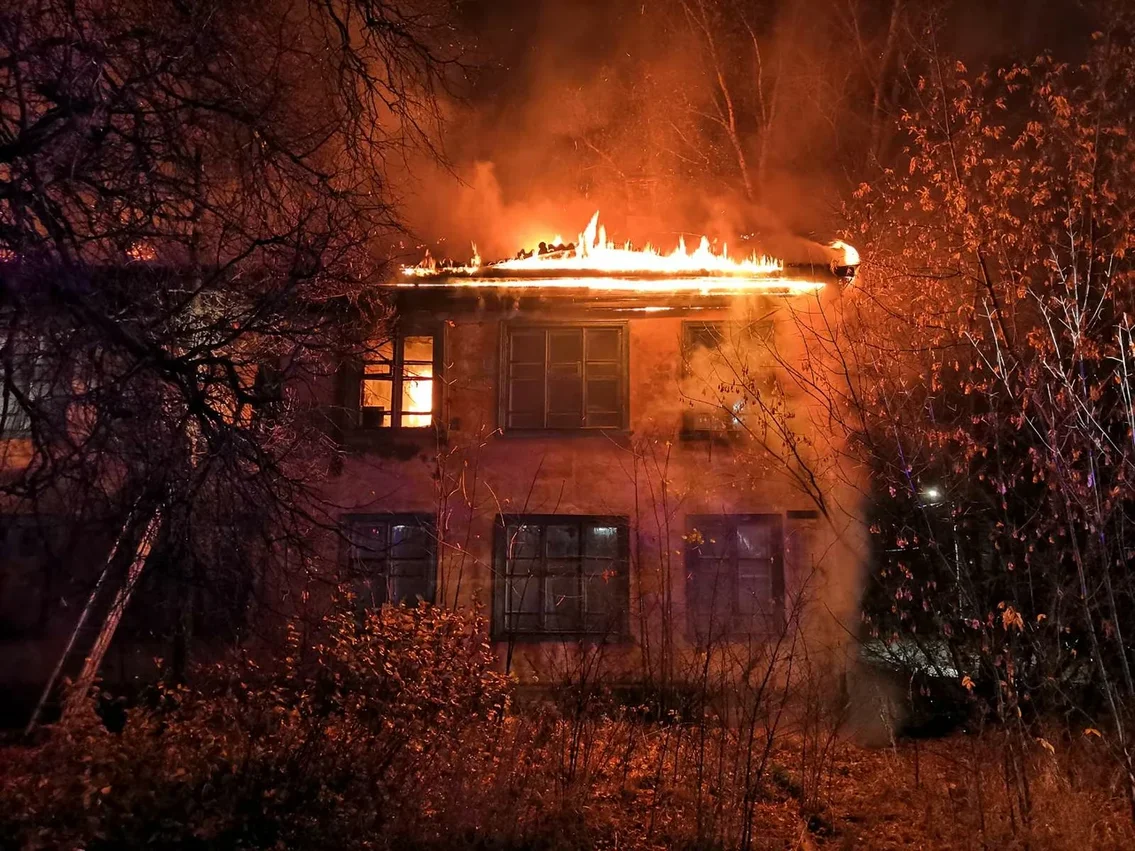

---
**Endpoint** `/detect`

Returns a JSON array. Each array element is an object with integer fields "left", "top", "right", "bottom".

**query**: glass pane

[
  {"left": 507, "top": 574, "right": 541, "bottom": 615},
  {"left": 545, "top": 574, "right": 580, "bottom": 611},
  {"left": 586, "top": 361, "right": 619, "bottom": 378},
  {"left": 737, "top": 573, "right": 771, "bottom": 614},
  {"left": 391, "top": 558, "right": 428, "bottom": 576},
  {"left": 371, "top": 339, "right": 394, "bottom": 359},
  {"left": 507, "top": 525, "right": 541, "bottom": 560},
  {"left": 510, "top": 379, "right": 544, "bottom": 413},
  {"left": 585, "top": 411, "right": 620, "bottom": 428},
  {"left": 545, "top": 574, "right": 580, "bottom": 630},
  {"left": 696, "top": 525, "right": 730, "bottom": 558},
  {"left": 549, "top": 330, "right": 583, "bottom": 363},
  {"left": 364, "top": 361, "right": 392, "bottom": 377},
  {"left": 584, "top": 573, "right": 614, "bottom": 615},
  {"left": 361, "top": 377, "right": 392, "bottom": 416},
  {"left": 585, "top": 525, "right": 619, "bottom": 558},
  {"left": 586, "top": 378, "right": 618, "bottom": 413},
  {"left": 546, "top": 525, "right": 580, "bottom": 558},
  {"left": 508, "top": 411, "right": 543, "bottom": 429},
  {"left": 686, "top": 323, "right": 724, "bottom": 350},
  {"left": 548, "top": 376, "right": 583, "bottom": 416},
  {"left": 356, "top": 576, "right": 388, "bottom": 608},
  {"left": 400, "top": 376, "right": 433, "bottom": 427},
  {"left": 391, "top": 524, "right": 430, "bottom": 558},
  {"left": 391, "top": 576, "right": 430, "bottom": 605},
  {"left": 511, "top": 363, "right": 545, "bottom": 381},
  {"left": 347, "top": 521, "right": 387, "bottom": 557},
  {"left": 511, "top": 332, "right": 545, "bottom": 363},
  {"left": 693, "top": 559, "right": 734, "bottom": 615},
  {"left": 585, "top": 328, "right": 620, "bottom": 361},
  {"left": 737, "top": 522, "right": 775, "bottom": 559},
  {"left": 403, "top": 336, "right": 433, "bottom": 363}
]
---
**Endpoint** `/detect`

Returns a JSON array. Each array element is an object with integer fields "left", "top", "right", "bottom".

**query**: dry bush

[
  {"left": 0, "top": 602, "right": 509, "bottom": 850},
  {"left": 4, "top": 600, "right": 1134, "bottom": 850}
]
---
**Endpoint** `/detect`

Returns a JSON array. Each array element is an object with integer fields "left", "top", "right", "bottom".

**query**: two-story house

[{"left": 318, "top": 216, "right": 865, "bottom": 687}]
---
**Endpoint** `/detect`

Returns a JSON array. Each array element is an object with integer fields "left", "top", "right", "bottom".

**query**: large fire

[{"left": 399, "top": 212, "right": 856, "bottom": 295}]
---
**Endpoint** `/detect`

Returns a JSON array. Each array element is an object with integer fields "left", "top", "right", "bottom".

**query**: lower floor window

[
  {"left": 343, "top": 514, "right": 436, "bottom": 606},
  {"left": 494, "top": 515, "right": 628, "bottom": 638},
  {"left": 685, "top": 514, "right": 784, "bottom": 636}
]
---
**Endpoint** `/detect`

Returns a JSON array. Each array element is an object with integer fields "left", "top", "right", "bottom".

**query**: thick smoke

[{"left": 394, "top": 0, "right": 1096, "bottom": 266}]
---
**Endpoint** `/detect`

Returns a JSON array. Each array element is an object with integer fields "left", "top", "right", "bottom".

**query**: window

[
  {"left": 503, "top": 325, "right": 626, "bottom": 429},
  {"left": 494, "top": 515, "right": 629, "bottom": 638},
  {"left": 0, "top": 336, "right": 44, "bottom": 438},
  {"left": 685, "top": 514, "right": 784, "bottom": 636},
  {"left": 359, "top": 333, "right": 437, "bottom": 428},
  {"left": 343, "top": 514, "right": 436, "bottom": 606},
  {"left": 680, "top": 321, "right": 771, "bottom": 438}
]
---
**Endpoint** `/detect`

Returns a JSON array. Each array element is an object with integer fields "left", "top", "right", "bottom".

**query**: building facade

[{"left": 317, "top": 274, "right": 866, "bottom": 686}]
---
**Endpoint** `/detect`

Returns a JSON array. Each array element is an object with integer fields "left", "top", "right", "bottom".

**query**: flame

[
  {"left": 400, "top": 211, "right": 855, "bottom": 295},
  {"left": 402, "top": 368, "right": 434, "bottom": 428},
  {"left": 492, "top": 211, "right": 782, "bottom": 277}
]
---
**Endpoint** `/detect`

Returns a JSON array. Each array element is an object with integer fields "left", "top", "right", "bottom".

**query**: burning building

[{"left": 319, "top": 212, "right": 865, "bottom": 685}]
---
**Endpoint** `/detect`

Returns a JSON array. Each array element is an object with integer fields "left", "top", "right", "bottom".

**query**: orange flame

[{"left": 400, "top": 212, "right": 857, "bottom": 295}]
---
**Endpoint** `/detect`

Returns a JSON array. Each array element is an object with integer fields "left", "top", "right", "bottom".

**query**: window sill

[
  {"left": 679, "top": 428, "right": 746, "bottom": 443},
  {"left": 500, "top": 428, "right": 632, "bottom": 443},
  {"left": 492, "top": 630, "right": 633, "bottom": 645}
]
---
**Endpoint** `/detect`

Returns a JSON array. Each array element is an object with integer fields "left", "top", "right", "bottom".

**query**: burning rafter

[{"left": 398, "top": 212, "right": 858, "bottom": 295}]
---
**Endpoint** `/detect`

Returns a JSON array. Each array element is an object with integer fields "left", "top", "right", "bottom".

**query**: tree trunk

[{"left": 869, "top": 0, "right": 903, "bottom": 162}]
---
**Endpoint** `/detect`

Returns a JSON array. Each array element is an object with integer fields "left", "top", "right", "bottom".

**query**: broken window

[
  {"left": 343, "top": 514, "right": 436, "bottom": 607},
  {"left": 503, "top": 325, "right": 626, "bottom": 430},
  {"left": 494, "top": 515, "right": 629, "bottom": 638},
  {"left": 359, "top": 334, "right": 437, "bottom": 428},
  {"left": 685, "top": 514, "right": 784, "bottom": 637}
]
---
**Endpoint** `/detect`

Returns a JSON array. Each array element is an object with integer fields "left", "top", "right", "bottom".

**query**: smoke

[{"left": 393, "top": 0, "right": 1098, "bottom": 266}]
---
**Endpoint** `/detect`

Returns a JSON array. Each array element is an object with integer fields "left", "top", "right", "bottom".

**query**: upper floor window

[
  {"left": 494, "top": 515, "right": 629, "bottom": 638},
  {"left": 343, "top": 514, "right": 436, "bottom": 607},
  {"left": 685, "top": 514, "right": 784, "bottom": 636},
  {"left": 680, "top": 320, "right": 771, "bottom": 438},
  {"left": 358, "top": 332, "right": 439, "bottom": 429},
  {"left": 502, "top": 324, "right": 626, "bottom": 430}
]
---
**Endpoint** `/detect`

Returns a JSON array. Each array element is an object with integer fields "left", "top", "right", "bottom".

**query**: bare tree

[{"left": 0, "top": 0, "right": 467, "bottom": 726}]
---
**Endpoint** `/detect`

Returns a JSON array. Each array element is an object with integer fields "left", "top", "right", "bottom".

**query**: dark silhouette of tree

[{"left": 0, "top": 0, "right": 466, "bottom": 723}]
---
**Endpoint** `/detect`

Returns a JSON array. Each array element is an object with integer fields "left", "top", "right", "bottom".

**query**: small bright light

[{"left": 923, "top": 487, "right": 942, "bottom": 501}]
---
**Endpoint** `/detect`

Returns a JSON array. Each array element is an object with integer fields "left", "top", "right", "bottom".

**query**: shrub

[{"left": 0, "top": 601, "right": 510, "bottom": 850}]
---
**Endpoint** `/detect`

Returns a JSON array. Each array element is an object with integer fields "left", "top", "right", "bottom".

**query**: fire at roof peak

[{"left": 398, "top": 212, "right": 857, "bottom": 295}]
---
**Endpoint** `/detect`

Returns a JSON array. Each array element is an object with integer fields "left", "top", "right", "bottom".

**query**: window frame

[
  {"left": 492, "top": 514, "right": 630, "bottom": 641},
  {"left": 684, "top": 513, "right": 786, "bottom": 638},
  {"left": 499, "top": 321, "right": 629, "bottom": 432},
  {"left": 353, "top": 325, "right": 444, "bottom": 431},
  {"left": 340, "top": 513, "right": 438, "bottom": 608}
]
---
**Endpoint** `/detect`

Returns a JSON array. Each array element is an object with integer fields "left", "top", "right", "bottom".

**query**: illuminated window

[
  {"left": 493, "top": 515, "right": 628, "bottom": 638},
  {"left": 503, "top": 325, "right": 626, "bottom": 430},
  {"left": 360, "top": 334, "right": 436, "bottom": 428},
  {"left": 685, "top": 514, "right": 784, "bottom": 636},
  {"left": 343, "top": 514, "right": 436, "bottom": 607}
]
